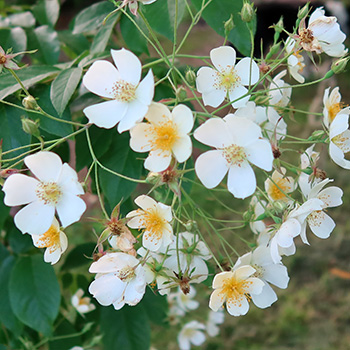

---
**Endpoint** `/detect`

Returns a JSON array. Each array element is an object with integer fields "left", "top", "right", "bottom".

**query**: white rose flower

[
  {"left": 71, "top": 288, "right": 96, "bottom": 314},
  {"left": 177, "top": 320, "right": 206, "bottom": 350},
  {"left": 194, "top": 116, "right": 273, "bottom": 199},
  {"left": 3, "top": 151, "right": 86, "bottom": 235},
  {"left": 268, "top": 70, "right": 291, "bottom": 108},
  {"left": 206, "top": 309, "right": 224, "bottom": 337},
  {"left": 196, "top": 46, "right": 259, "bottom": 108},
  {"left": 82, "top": 48, "right": 154, "bottom": 132},
  {"left": 285, "top": 38, "right": 305, "bottom": 83},
  {"left": 89, "top": 252, "right": 146, "bottom": 310},
  {"left": 130, "top": 103, "right": 193, "bottom": 172}
]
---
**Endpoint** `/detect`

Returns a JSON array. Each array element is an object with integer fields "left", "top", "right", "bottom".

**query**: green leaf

[
  {"left": 75, "top": 125, "right": 114, "bottom": 171},
  {"left": 142, "top": 288, "right": 168, "bottom": 325},
  {"left": 0, "top": 65, "right": 59, "bottom": 100},
  {"left": 190, "top": 0, "right": 254, "bottom": 56},
  {"left": 0, "top": 256, "right": 23, "bottom": 335},
  {"left": 0, "top": 192, "right": 10, "bottom": 232},
  {"left": 27, "top": 84, "right": 73, "bottom": 137},
  {"left": 33, "top": 0, "right": 60, "bottom": 28},
  {"left": 32, "top": 25, "right": 60, "bottom": 64},
  {"left": 101, "top": 304, "right": 150, "bottom": 350},
  {"left": 0, "top": 27, "right": 27, "bottom": 54},
  {"left": 120, "top": 13, "right": 149, "bottom": 55},
  {"left": 58, "top": 31, "right": 90, "bottom": 56},
  {"left": 49, "top": 320, "right": 81, "bottom": 350},
  {"left": 168, "top": 0, "right": 186, "bottom": 29},
  {"left": 91, "top": 12, "right": 120, "bottom": 54},
  {"left": 7, "top": 220, "right": 33, "bottom": 254},
  {"left": 72, "top": 1, "right": 115, "bottom": 34},
  {"left": 99, "top": 132, "right": 143, "bottom": 208},
  {"left": 50, "top": 67, "right": 82, "bottom": 116},
  {"left": 9, "top": 255, "right": 61, "bottom": 336},
  {"left": 61, "top": 243, "right": 96, "bottom": 271},
  {"left": 142, "top": 1, "right": 173, "bottom": 41},
  {"left": 8, "top": 11, "right": 35, "bottom": 28},
  {"left": 0, "top": 104, "right": 31, "bottom": 159}
]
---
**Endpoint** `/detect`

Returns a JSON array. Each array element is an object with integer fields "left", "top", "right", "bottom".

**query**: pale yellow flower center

[
  {"left": 267, "top": 178, "right": 290, "bottom": 201},
  {"left": 332, "top": 132, "right": 350, "bottom": 153},
  {"left": 221, "top": 276, "right": 252, "bottom": 306},
  {"left": 118, "top": 266, "right": 136, "bottom": 282},
  {"left": 307, "top": 210, "right": 324, "bottom": 227},
  {"left": 140, "top": 209, "right": 167, "bottom": 240},
  {"left": 328, "top": 102, "right": 343, "bottom": 123},
  {"left": 36, "top": 182, "right": 62, "bottom": 205},
  {"left": 222, "top": 144, "right": 246, "bottom": 165},
  {"left": 112, "top": 80, "right": 136, "bottom": 102},
  {"left": 35, "top": 224, "right": 60, "bottom": 253},
  {"left": 149, "top": 119, "right": 179, "bottom": 152},
  {"left": 251, "top": 264, "right": 265, "bottom": 279},
  {"left": 215, "top": 67, "right": 241, "bottom": 91}
]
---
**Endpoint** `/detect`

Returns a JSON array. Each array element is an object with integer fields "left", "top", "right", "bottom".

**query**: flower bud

[
  {"left": 21, "top": 117, "right": 40, "bottom": 138},
  {"left": 224, "top": 14, "right": 235, "bottom": 35},
  {"left": 243, "top": 210, "right": 253, "bottom": 222},
  {"left": 274, "top": 17, "right": 284, "bottom": 33},
  {"left": 272, "top": 200, "right": 287, "bottom": 214},
  {"left": 146, "top": 171, "right": 160, "bottom": 184},
  {"left": 185, "top": 68, "right": 196, "bottom": 87},
  {"left": 308, "top": 130, "right": 326, "bottom": 141},
  {"left": 241, "top": 2, "right": 255, "bottom": 23},
  {"left": 297, "top": 3, "right": 309, "bottom": 20},
  {"left": 176, "top": 86, "right": 187, "bottom": 102},
  {"left": 22, "top": 95, "right": 38, "bottom": 110},
  {"left": 331, "top": 57, "right": 350, "bottom": 74}
]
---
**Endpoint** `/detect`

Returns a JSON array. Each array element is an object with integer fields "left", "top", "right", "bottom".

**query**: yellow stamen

[
  {"left": 268, "top": 179, "right": 290, "bottom": 201},
  {"left": 36, "top": 182, "right": 62, "bottom": 205},
  {"left": 150, "top": 119, "right": 179, "bottom": 153},
  {"left": 36, "top": 224, "right": 60, "bottom": 253},
  {"left": 111, "top": 80, "right": 136, "bottom": 102},
  {"left": 221, "top": 276, "right": 252, "bottom": 306},
  {"left": 215, "top": 67, "right": 241, "bottom": 91},
  {"left": 222, "top": 144, "right": 246, "bottom": 166}
]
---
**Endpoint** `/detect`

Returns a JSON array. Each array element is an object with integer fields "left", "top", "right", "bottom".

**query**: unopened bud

[
  {"left": 224, "top": 14, "right": 235, "bottom": 35},
  {"left": 185, "top": 68, "right": 196, "bottom": 87},
  {"left": 0, "top": 168, "right": 19, "bottom": 178},
  {"left": 21, "top": 117, "right": 40, "bottom": 137},
  {"left": 272, "top": 200, "right": 287, "bottom": 214},
  {"left": 297, "top": 3, "right": 309, "bottom": 20},
  {"left": 275, "top": 17, "right": 284, "bottom": 33},
  {"left": 176, "top": 86, "right": 187, "bottom": 102},
  {"left": 331, "top": 57, "right": 350, "bottom": 74},
  {"left": 22, "top": 95, "right": 38, "bottom": 110},
  {"left": 146, "top": 171, "right": 160, "bottom": 184},
  {"left": 184, "top": 220, "right": 198, "bottom": 231},
  {"left": 266, "top": 43, "right": 281, "bottom": 59},
  {"left": 308, "top": 130, "right": 326, "bottom": 141},
  {"left": 243, "top": 210, "right": 253, "bottom": 222},
  {"left": 240, "top": 2, "right": 255, "bottom": 23}
]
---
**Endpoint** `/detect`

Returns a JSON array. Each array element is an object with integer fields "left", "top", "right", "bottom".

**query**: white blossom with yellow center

[
  {"left": 268, "top": 70, "right": 292, "bottom": 108},
  {"left": 209, "top": 266, "right": 264, "bottom": 316},
  {"left": 323, "top": 86, "right": 350, "bottom": 128},
  {"left": 31, "top": 217, "right": 68, "bottom": 264},
  {"left": 130, "top": 102, "right": 193, "bottom": 172},
  {"left": 329, "top": 113, "right": 350, "bottom": 169},
  {"left": 196, "top": 46, "right": 259, "bottom": 108},
  {"left": 178, "top": 320, "right": 206, "bottom": 350},
  {"left": 3, "top": 151, "right": 86, "bottom": 235},
  {"left": 89, "top": 252, "right": 146, "bottom": 310},
  {"left": 126, "top": 195, "right": 173, "bottom": 252},
  {"left": 286, "top": 38, "right": 305, "bottom": 83},
  {"left": 265, "top": 167, "right": 296, "bottom": 204},
  {"left": 71, "top": 288, "right": 96, "bottom": 314},
  {"left": 194, "top": 116, "right": 273, "bottom": 199},
  {"left": 82, "top": 48, "right": 154, "bottom": 133},
  {"left": 300, "top": 178, "right": 343, "bottom": 244}
]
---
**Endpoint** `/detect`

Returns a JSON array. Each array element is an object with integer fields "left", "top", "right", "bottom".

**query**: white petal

[
  {"left": 129, "top": 123, "right": 152, "bottom": 152},
  {"left": 263, "top": 264, "right": 289, "bottom": 289},
  {"left": 196, "top": 66, "right": 216, "bottom": 93},
  {"left": 56, "top": 194, "right": 86, "bottom": 227},
  {"left": 195, "top": 150, "right": 228, "bottom": 189},
  {"left": 329, "top": 142, "right": 350, "bottom": 169},
  {"left": 145, "top": 102, "right": 171, "bottom": 124},
  {"left": 83, "top": 100, "right": 127, "bottom": 129},
  {"left": 25, "top": 151, "right": 62, "bottom": 182},
  {"left": 210, "top": 46, "right": 236, "bottom": 71},
  {"left": 14, "top": 201, "right": 55, "bottom": 235},
  {"left": 144, "top": 149, "right": 172, "bottom": 172},
  {"left": 202, "top": 88, "right": 226, "bottom": 108},
  {"left": 235, "top": 57, "right": 259, "bottom": 85},
  {"left": 117, "top": 99, "right": 149, "bottom": 133},
  {"left": 209, "top": 289, "right": 225, "bottom": 311},
  {"left": 3, "top": 174, "right": 39, "bottom": 206},
  {"left": 251, "top": 282, "right": 277, "bottom": 308},
  {"left": 135, "top": 69, "right": 154, "bottom": 105},
  {"left": 317, "top": 187, "right": 343, "bottom": 208},
  {"left": 194, "top": 118, "right": 232, "bottom": 148},
  {"left": 135, "top": 195, "right": 157, "bottom": 211},
  {"left": 191, "top": 331, "right": 206, "bottom": 346},
  {"left": 212, "top": 271, "right": 233, "bottom": 288},
  {"left": 246, "top": 139, "right": 273, "bottom": 171},
  {"left": 172, "top": 104, "right": 194, "bottom": 134},
  {"left": 143, "top": 230, "right": 162, "bottom": 251},
  {"left": 309, "top": 211, "right": 335, "bottom": 239},
  {"left": 330, "top": 113, "right": 349, "bottom": 139},
  {"left": 228, "top": 85, "right": 249, "bottom": 108},
  {"left": 83, "top": 60, "right": 120, "bottom": 98},
  {"left": 58, "top": 164, "right": 84, "bottom": 195},
  {"left": 172, "top": 136, "right": 192, "bottom": 163},
  {"left": 225, "top": 117, "right": 261, "bottom": 147},
  {"left": 227, "top": 162, "right": 256, "bottom": 199},
  {"left": 111, "top": 48, "right": 141, "bottom": 85},
  {"left": 227, "top": 295, "right": 249, "bottom": 316}
]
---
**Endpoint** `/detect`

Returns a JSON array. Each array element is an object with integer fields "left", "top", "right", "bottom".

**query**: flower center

[
  {"left": 118, "top": 266, "right": 136, "bottom": 282},
  {"left": 36, "top": 182, "right": 62, "bottom": 205},
  {"left": 268, "top": 179, "right": 290, "bottom": 201},
  {"left": 299, "top": 28, "right": 314, "bottom": 45},
  {"left": 307, "top": 210, "right": 324, "bottom": 227},
  {"left": 328, "top": 102, "right": 345, "bottom": 122},
  {"left": 150, "top": 120, "right": 179, "bottom": 152},
  {"left": 112, "top": 80, "right": 136, "bottom": 102},
  {"left": 215, "top": 67, "right": 241, "bottom": 91},
  {"left": 222, "top": 144, "right": 246, "bottom": 166},
  {"left": 251, "top": 264, "right": 265, "bottom": 279},
  {"left": 332, "top": 132, "right": 350, "bottom": 153},
  {"left": 221, "top": 276, "right": 252, "bottom": 306},
  {"left": 0, "top": 53, "right": 7, "bottom": 64},
  {"left": 141, "top": 209, "right": 166, "bottom": 239},
  {"left": 35, "top": 224, "right": 60, "bottom": 253}
]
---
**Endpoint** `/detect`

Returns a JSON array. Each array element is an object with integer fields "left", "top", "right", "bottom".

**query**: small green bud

[
  {"left": 331, "top": 56, "right": 350, "bottom": 74},
  {"left": 275, "top": 17, "right": 284, "bottom": 33},
  {"left": 146, "top": 171, "right": 160, "bottom": 184},
  {"left": 271, "top": 200, "right": 287, "bottom": 214},
  {"left": 308, "top": 130, "right": 326, "bottom": 141},
  {"left": 268, "top": 43, "right": 281, "bottom": 57},
  {"left": 224, "top": 14, "right": 235, "bottom": 35},
  {"left": 240, "top": 2, "right": 255, "bottom": 23},
  {"left": 22, "top": 95, "right": 38, "bottom": 110},
  {"left": 297, "top": 3, "right": 309, "bottom": 20},
  {"left": 185, "top": 68, "right": 196, "bottom": 87},
  {"left": 21, "top": 117, "right": 40, "bottom": 137},
  {"left": 243, "top": 210, "right": 253, "bottom": 222},
  {"left": 176, "top": 86, "right": 187, "bottom": 102},
  {"left": 184, "top": 220, "right": 198, "bottom": 232}
]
